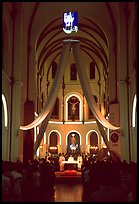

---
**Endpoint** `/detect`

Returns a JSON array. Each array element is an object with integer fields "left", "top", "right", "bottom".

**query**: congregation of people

[
  {"left": 2, "top": 152, "right": 83, "bottom": 202},
  {"left": 2, "top": 151, "right": 137, "bottom": 202},
  {"left": 81, "top": 155, "right": 137, "bottom": 202}
]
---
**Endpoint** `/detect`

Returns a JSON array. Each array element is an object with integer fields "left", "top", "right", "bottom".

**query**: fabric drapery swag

[{"left": 20, "top": 40, "right": 120, "bottom": 154}]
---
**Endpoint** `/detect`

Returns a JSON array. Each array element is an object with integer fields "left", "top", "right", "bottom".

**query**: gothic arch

[
  {"left": 66, "top": 130, "right": 82, "bottom": 145},
  {"left": 66, "top": 130, "right": 81, "bottom": 154},
  {"left": 86, "top": 130, "right": 99, "bottom": 153},
  {"left": 48, "top": 130, "right": 61, "bottom": 146},
  {"left": 86, "top": 130, "right": 99, "bottom": 146}
]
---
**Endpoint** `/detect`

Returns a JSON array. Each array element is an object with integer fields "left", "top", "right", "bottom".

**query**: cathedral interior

[
  {"left": 2, "top": 2, "right": 137, "bottom": 164},
  {"left": 2, "top": 2, "right": 137, "bottom": 203}
]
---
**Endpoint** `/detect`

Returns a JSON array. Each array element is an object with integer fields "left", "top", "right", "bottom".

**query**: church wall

[{"left": 44, "top": 123, "right": 102, "bottom": 155}]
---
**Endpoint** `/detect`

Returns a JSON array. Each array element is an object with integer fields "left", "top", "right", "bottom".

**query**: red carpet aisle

[
  {"left": 54, "top": 170, "right": 83, "bottom": 202},
  {"left": 54, "top": 183, "right": 83, "bottom": 202}
]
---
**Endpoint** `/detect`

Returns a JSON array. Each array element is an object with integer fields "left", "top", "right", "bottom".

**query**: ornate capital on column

[
  {"left": 117, "top": 78, "right": 130, "bottom": 86},
  {"left": 117, "top": 80, "right": 126, "bottom": 86},
  {"left": 15, "top": 80, "right": 23, "bottom": 86}
]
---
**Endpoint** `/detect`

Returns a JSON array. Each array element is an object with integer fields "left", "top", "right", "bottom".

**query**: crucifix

[{"left": 68, "top": 96, "right": 79, "bottom": 121}]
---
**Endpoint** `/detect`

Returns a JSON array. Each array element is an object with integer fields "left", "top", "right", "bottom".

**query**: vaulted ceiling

[{"left": 19, "top": 2, "right": 121, "bottom": 77}]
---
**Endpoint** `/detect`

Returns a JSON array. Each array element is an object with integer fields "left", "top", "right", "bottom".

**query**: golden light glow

[
  {"left": 34, "top": 127, "right": 36, "bottom": 142},
  {"left": 102, "top": 144, "right": 107, "bottom": 148},
  {"left": 37, "top": 126, "right": 39, "bottom": 135},
  {"left": 90, "top": 146, "right": 98, "bottom": 150},
  {"left": 84, "top": 121, "right": 96, "bottom": 124},
  {"left": 49, "top": 121, "right": 63, "bottom": 124},
  {"left": 37, "top": 148, "right": 39, "bottom": 157},
  {"left": 64, "top": 121, "right": 82, "bottom": 124},
  {"left": 34, "top": 112, "right": 38, "bottom": 117},
  {"left": 49, "top": 146, "right": 57, "bottom": 150},
  {"left": 44, "top": 132, "right": 46, "bottom": 144},
  {"left": 101, "top": 104, "right": 105, "bottom": 116}
]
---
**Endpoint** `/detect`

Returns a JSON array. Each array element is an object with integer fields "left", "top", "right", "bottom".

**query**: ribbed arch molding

[{"left": 35, "top": 16, "right": 109, "bottom": 78}]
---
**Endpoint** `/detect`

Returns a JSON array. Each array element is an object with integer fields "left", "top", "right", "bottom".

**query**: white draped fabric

[
  {"left": 34, "top": 112, "right": 52, "bottom": 154},
  {"left": 33, "top": 42, "right": 71, "bottom": 154},
  {"left": 96, "top": 120, "right": 110, "bottom": 150},
  {"left": 72, "top": 42, "right": 120, "bottom": 131},
  {"left": 20, "top": 40, "right": 120, "bottom": 154},
  {"left": 20, "top": 42, "right": 71, "bottom": 130}
]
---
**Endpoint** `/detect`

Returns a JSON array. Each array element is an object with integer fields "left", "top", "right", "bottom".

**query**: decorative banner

[{"left": 63, "top": 11, "right": 78, "bottom": 34}]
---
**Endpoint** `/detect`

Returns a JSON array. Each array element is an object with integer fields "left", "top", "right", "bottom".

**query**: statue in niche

[{"left": 70, "top": 134, "right": 78, "bottom": 153}]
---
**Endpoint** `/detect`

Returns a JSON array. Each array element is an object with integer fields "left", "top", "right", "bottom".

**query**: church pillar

[
  {"left": 117, "top": 6, "right": 131, "bottom": 163},
  {"left": 23, "top": 100, "right": 34, "bottom": 163},
  {"left": 117, "top": 80, "right": 129, "bottom": 162}
]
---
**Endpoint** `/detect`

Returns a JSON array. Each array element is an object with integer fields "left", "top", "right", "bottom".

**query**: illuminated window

[
  {"left": 132, "top": 94, "right": 137, "bottom": 127},
  {"left": 2, "top": 94, "right": 8, "bottom": 127}
]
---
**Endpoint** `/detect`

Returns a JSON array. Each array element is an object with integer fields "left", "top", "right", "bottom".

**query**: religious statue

[
  {"left": 71, "top": 134, "right": 76, "bottom": 145},
  {"left": 68, "top": 96, "right": 79, "bottom": 114},
  {"left": 70, "top": 134, "right": 78, "bottom": 153},
  {"left": 68, "top": 96, "right": 80, "bottom": 121}
]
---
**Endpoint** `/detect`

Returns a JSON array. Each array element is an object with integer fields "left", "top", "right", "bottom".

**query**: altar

[{"left": 62, "top": 160, "right": 79, "bottom": 170}]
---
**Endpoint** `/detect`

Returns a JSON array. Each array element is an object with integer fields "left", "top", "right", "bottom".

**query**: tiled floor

[{"left": 54, "top": 182, "right": 83, "bottom": 202}]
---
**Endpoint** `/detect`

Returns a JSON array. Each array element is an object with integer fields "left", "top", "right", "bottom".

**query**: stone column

[
  {"left": 117, "top": 6, "right": 130, "bottom": 162},
  {"left": 117, "top": 80, "right": 129, "bottom": 162},
  {"left": 23, "top": 100, "right": 34, "bottom": 163},
  {"left": 10, "top": 81, "right": 23, "bottom": 162},
  {"left": 2, "top": 127, "right": 9, "bottom": 161}
]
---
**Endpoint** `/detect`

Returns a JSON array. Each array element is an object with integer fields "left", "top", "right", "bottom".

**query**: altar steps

[{"left": 55, "top": 170, "right": 82, "bottom": 183}]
